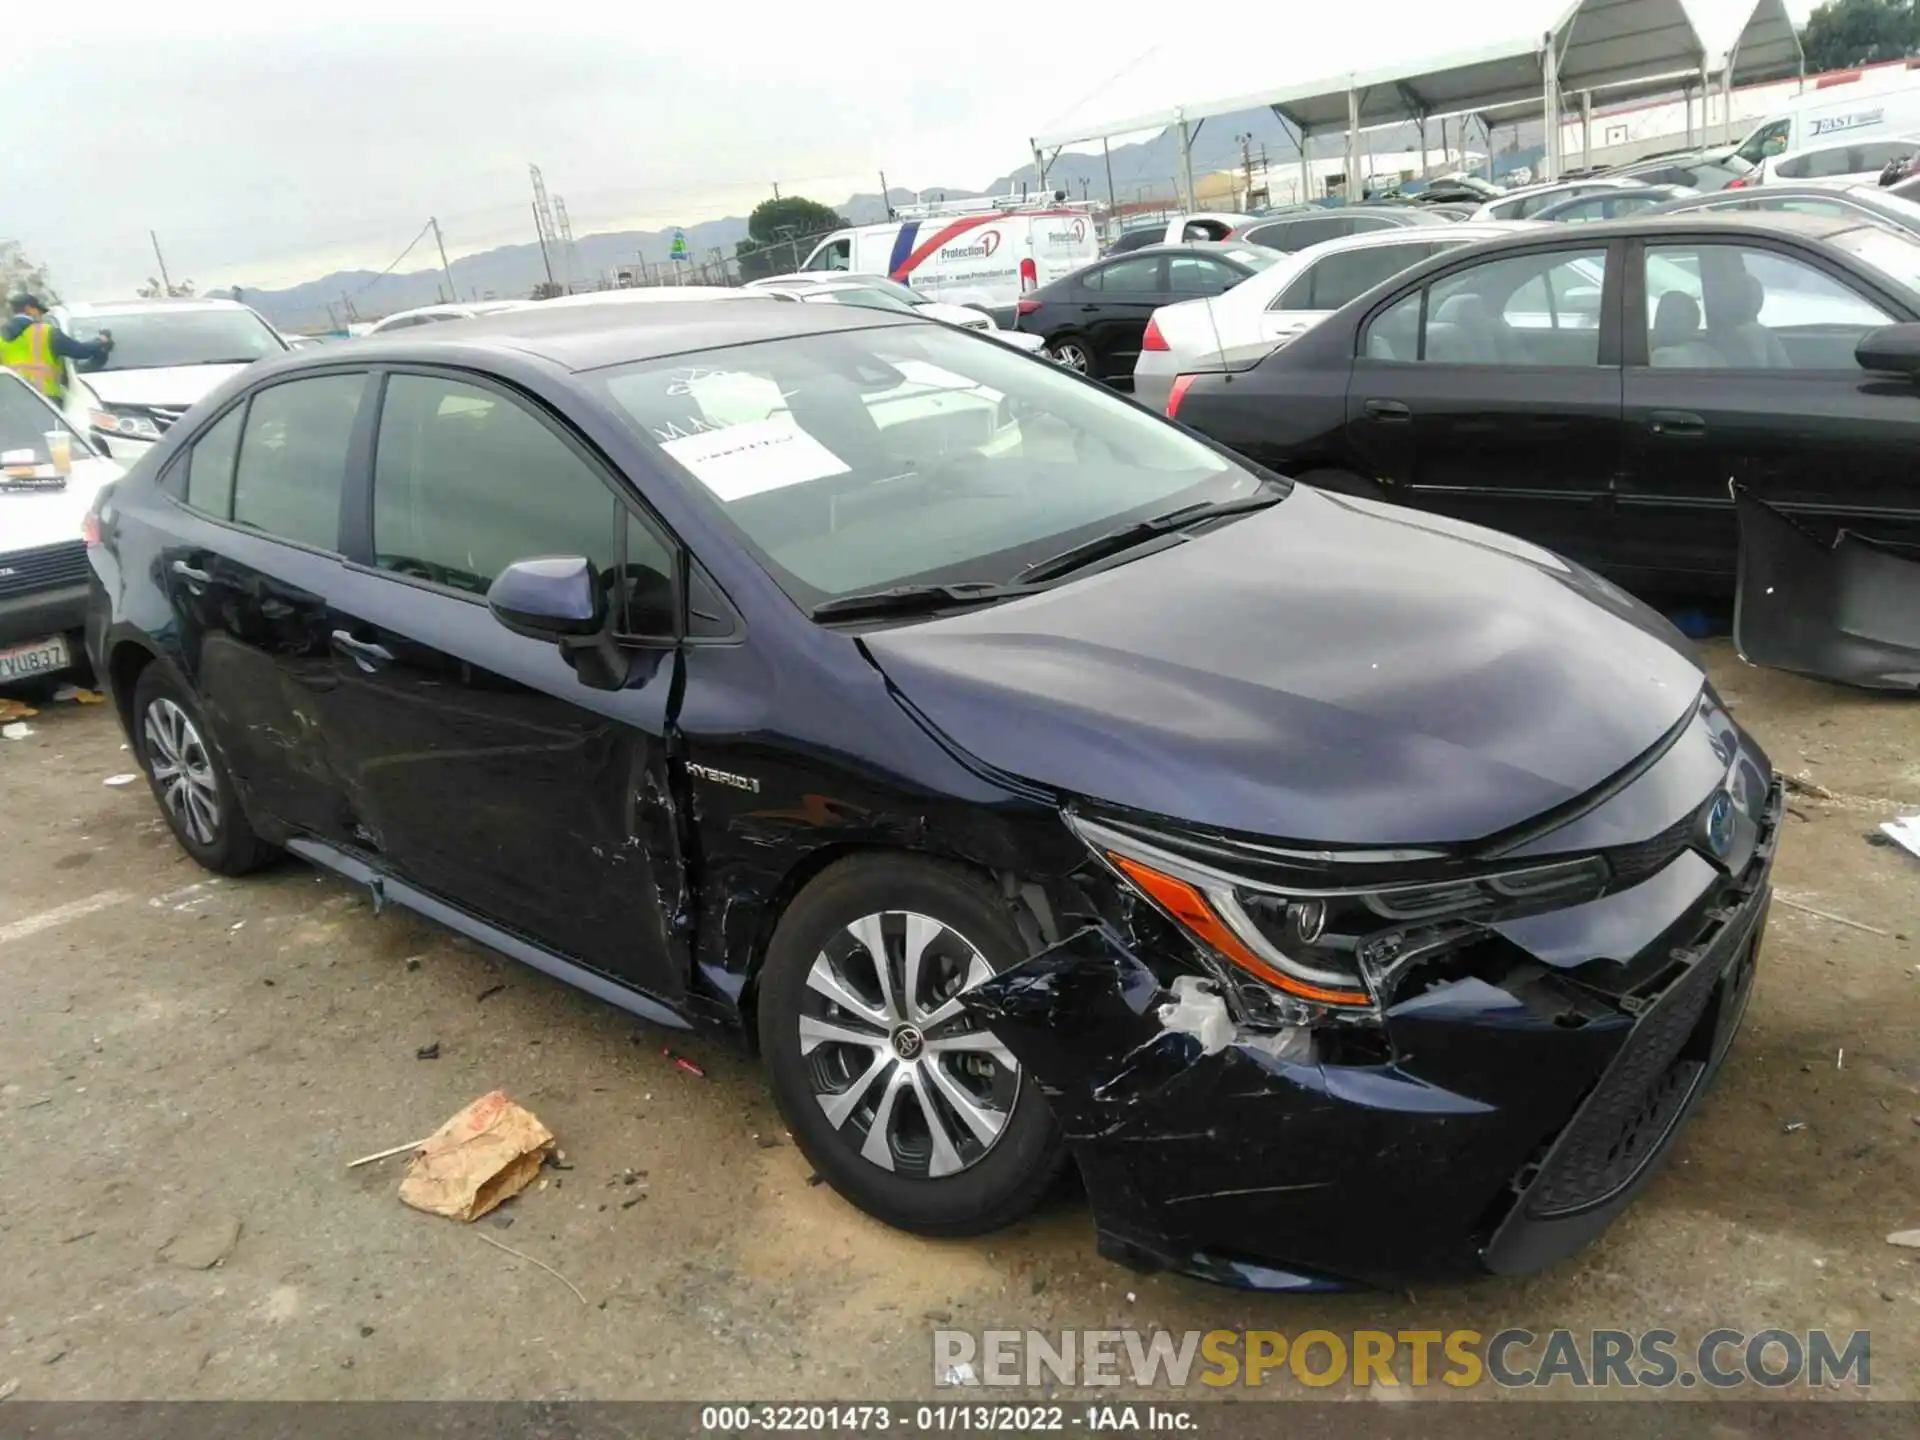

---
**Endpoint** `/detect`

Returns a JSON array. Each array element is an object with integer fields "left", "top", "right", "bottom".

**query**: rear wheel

[
  {"left": 1047, "top": 334, "right": 1093, "bottom": 374},
  {"left": 132, "top": 665, "right": 273, "bottom": 876},
  {"left": 758, "top": 856, "right": 1066, "bottom": 1236}
]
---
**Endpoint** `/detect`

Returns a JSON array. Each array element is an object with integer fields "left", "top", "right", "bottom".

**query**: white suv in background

[{"left": 52, "top": 297, "right": 290, "bottom": 462}]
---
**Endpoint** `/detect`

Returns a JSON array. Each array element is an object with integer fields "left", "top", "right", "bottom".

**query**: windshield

[
  {"left": 66, "top": 308, "right": 287, "bottom": 372},
  {"left": 1829, "top": 224, "right": 1920, "bottom": 291},
  {"left": 0, "top": 373, "right": 90, "bottom": 463},
  {"left": 593, "top": 323, "right": 1264, "bottom": 609}
]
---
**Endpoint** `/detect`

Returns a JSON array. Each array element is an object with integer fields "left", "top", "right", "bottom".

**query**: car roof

[
  {"left": 57, "top": 297, "right": 258, "bottom": 317},
  {"left": 1102, "top": 241, "right": 1267, "bottom": 257},
  {"left": 268, "top": 296, "right": 911, "bottom": 374}
]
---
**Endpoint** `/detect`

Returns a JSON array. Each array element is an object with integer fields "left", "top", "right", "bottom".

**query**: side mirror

[
  {"left": 488, "top": 555, "right": 605, "bottom": 640},
  {"left": 1855, "top": 322, "right": 1920, "bottom": 378}
]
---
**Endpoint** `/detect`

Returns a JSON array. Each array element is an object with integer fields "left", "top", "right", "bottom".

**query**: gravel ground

[{"left": 0, "top": 642, "right": 1914, "bottom": 1403}]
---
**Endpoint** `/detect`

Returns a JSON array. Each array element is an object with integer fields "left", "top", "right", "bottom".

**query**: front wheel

[
  {"left": 1047, "top": 335, "right": 1093, "bottom": 373},
  {"left": 758, "top": 856, "right": 1067, "bottom": 1236}
]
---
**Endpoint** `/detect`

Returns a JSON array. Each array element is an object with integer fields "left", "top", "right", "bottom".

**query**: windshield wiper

[
  {"left": 810, "top": 581, "right": 1042, "bottom": 621},
  {"left": 1013, "top": 485, "right": 1287, "bottom": 585}
]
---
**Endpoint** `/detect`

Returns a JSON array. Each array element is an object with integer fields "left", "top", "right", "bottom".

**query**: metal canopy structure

[{"left": 1030, "top": 1, "right": 1801, "bottom": 204}]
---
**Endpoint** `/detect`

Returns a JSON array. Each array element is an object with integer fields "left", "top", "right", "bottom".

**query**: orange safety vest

[{"left": 0, "top": 320, "right": 64, "bottom": 400}]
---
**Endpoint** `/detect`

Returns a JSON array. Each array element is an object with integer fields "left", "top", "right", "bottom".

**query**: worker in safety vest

[{"left": 2, "top": 294, "right": 113, "bottom": 401}]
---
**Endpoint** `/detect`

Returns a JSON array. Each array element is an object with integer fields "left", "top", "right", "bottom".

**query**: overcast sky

[{"left": 6, "top": 0, "right": 1812, "bottom": 297}]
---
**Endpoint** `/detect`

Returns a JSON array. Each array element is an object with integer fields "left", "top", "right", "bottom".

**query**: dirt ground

[{"left": 0, "top": 642, "right": 1915, "bottom": 1404}]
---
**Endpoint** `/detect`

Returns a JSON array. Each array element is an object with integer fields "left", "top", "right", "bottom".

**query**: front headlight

[
  {"left": 89, "top": 408, "right": 163, "bottom": 442},
  {"left": 1071, "top": 813, "right": 1608, "bottom": 1012}
]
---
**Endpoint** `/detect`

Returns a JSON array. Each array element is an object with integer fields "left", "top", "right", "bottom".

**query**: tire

[
  {"left": 758, "top": 855, "right": 1068, "bottom": 1236},
  {"left": 1292, "top": 468, "right": 1389, "bottom": 503},
  {"left": 131, "top": 664, "right": 274, "bottom": 877},
  {"left": 1046, "top": 334, "right": 1094, "bottom": 374}
]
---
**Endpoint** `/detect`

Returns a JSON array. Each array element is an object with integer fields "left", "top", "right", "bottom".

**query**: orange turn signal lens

[{"left": 1109, "top": 853, "right": 1373, "bottom": 1007}]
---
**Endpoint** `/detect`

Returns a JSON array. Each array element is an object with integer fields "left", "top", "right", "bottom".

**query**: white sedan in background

[
  {"left": 1132, "top": 221, "right": 1538, "bottom": 413},
  {"left": 365, "top": 300, "right": 533, "bottom": 333}
]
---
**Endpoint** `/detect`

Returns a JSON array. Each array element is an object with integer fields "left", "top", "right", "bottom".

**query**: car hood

[
  {"left": 1, "top": 456, "right": 122, "bottom": 553},
  {"left": 80, "top": 364, "right": 256, "bottom": 409},
  {"left": 864, "top": 487, "right": 1705, "bottom": 847}
]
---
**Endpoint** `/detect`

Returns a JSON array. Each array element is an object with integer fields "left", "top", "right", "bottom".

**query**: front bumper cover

[{"left": 962, "top": 783, "right": 1781, "bottom": 1291}]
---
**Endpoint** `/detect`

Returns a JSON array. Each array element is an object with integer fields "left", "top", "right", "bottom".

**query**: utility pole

[
  {"left": 878, "top": 170, "right": 892, "bottom": 218},
  {"left": 772, "top": 181, "right": 781, "bottom": 201},
  {"left": 149, "top": 230, "right": 174, "bottom": 295},
  {"left": 429, "top": 217, "right": 458, "bottom": 309},
  {"left": 532, "top": 202, "right": 555, "bottom": 288},
  {"left": 1237, "top": 132, "right": 1255, "bottom": 209},
  {"left": 553, "top": 195, "right": 579, "bottom": 288},
  {"left": 1102, "top": 136, "right": 1117, "bottom": 216}
]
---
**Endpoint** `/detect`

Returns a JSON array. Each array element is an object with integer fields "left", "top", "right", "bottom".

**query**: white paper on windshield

[{"left": 660, "top": 418, "right": 850, "bottom": 501}]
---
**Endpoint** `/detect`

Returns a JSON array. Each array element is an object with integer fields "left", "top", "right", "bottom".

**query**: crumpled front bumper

[{"left": 962, "top": 785, "right": 1781, "bottom": 1292}]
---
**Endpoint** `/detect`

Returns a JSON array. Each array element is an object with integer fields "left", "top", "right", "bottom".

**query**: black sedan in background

[
  {"left": 1167, "top": 212, "right": 1920, "bottom": 596},
  {"left": 1014, "top": 242, "right": 1276, "bottom": 381},
  {"left": 1609, "top": 149, "right": 1752, "bottom": 192},
  {"left": 85, "top": 297, "right": 1777, "bottom": 1290}
]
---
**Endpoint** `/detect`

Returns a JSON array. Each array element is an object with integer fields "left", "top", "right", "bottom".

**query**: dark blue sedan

[{"left": 82, "top": 296, "right": 1777, "bottom": 1289}]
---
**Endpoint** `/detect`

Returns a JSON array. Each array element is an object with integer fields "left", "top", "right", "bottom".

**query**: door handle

[
  {"left": 330, "top": 629, "right": 394, "bottom": 672},
  {"left": 1079, "top": 304, "right": 1099, "bottom": 313},
  {"left": 1649, "top": 410, "right": 1706, "bottom": 438},
  {"left": 170, "top": 560, "right": 212, "bottom": 586},
  {"left": 1364, "top": 399, "right": 1412, "bottom": 422}
]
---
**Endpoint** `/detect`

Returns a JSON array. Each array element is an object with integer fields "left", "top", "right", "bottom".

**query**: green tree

[
  {"left": 1800, "top": 0, "right": 1920, "bottom": 72},
  {"left": 735, "top": 196, "right": 846, "bottom": 260},
  {"left": 1, "top": 241, "right": 57, "bottom": 302}
]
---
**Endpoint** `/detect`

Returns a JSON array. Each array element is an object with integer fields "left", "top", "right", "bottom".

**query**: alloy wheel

[
  {"left": 144, "top": 697, "right": 221, "bottom": 847},
  {"left": 798, "top": 911, "right": 1019, "bottom": 1179},
  {"left": 1050, "top": 340, "right": 1091, "bottom": 372}
]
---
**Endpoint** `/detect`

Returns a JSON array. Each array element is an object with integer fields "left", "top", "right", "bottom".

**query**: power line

[{"left": 345, "top": 219, "right": 434, "bottom": 299}]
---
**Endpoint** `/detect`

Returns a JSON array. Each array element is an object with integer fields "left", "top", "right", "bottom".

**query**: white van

[
  {"left": 797, "top": 208, "right": 1099, "bottom": 311},
  {"left": 1731, "top": 80, "right": 1920, "bottom": 169}
]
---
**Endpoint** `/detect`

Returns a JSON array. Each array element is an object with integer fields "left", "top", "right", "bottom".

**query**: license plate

[{"left": 0, "top": 634, "right": 71, "bottom": 682}]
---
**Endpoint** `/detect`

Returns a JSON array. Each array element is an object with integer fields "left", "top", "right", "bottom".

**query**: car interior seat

[
  {"left": 1706, "top": 271, "right": 1790, "bottom": 368},
  {"left": 1649, "top": 291, "right": 1723, "bottom": 367}
]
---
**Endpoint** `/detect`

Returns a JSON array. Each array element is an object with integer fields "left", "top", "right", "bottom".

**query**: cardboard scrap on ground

[
  {"left": 398, "top": 1090, "right": 554, "bottom": 1222},
  {"left": 1881, "top": 816, "right": 1920, "bottom": 862}
]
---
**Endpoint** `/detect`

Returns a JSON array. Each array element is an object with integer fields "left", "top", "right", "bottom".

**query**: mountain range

[{"left": 225, "top": 107, "right": 1491, "bottom": 331}]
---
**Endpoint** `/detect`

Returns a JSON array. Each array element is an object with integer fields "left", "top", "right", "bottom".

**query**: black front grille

[
  {"left": 0, "top": 541, "right": 89, "bottom": 600},
  {"left": 1524, "top": 942, "right": 1728, "bottom": 1217},
  {"left": 1603, "top": 808, "right": 1696, "bottom": 888}
]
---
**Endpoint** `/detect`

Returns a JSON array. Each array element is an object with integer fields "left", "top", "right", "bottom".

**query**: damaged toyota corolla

[{"left": 85, "top": 300, "right": 1779, "bottom": 1291}]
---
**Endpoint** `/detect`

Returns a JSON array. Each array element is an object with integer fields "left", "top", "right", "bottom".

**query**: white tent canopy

[{"left": 1030, "top": 0, "right": 1805, "bottom": 199}]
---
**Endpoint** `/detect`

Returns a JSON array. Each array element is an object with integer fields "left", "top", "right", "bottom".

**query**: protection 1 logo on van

[
  {"left": 1042, "top": 219, "right": 1088, "bottom": 247},
  {"left": 886, "top": 215, "right": 1007, "bottom": 280}
]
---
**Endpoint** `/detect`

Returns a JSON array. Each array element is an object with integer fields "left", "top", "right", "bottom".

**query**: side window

[
  {"left": 184, "top": 404, "right": 244, "bottom": 518},
  {"left": 230, "top": 374, "right": 364, "bottom": 549},
  {"left": 1645, "top": 243, "right": 1894, "bottom": 370},
  {"left": 1739, "top": 118, "right": 1792, "bottom": 164},
  {"left": 621, "top": 509, "right": 678, "bottom": 637},
  {"left": 805, "top": 239, "right": 851, "bottom": 272},
  {"left": 1242, "top": 221, "right": 1297, "bottom": 251},
  {"left": 1094, "top": 256, "right": 1165, "bottom": 293},
  {"left": 1287, "top": 216, "right": 1355, "bottom": 248},
  {"left": 1278, "top": 243, "right": 1433, "bottom": 312},
  {"left": 1166, "top": 255, "right": 1239, "bottom": 294},
  {"left": 1371, "top": 249, "right": 1607, "bottom": 366},
  {"left": 1363, "top": 289, "right": 1423, "bottom": 360},
  {"left": 1854, "top": 140, "right": 1918, "bottom": 171},
  {"left": 372, "top": 373, "right": 628, "bottom": 597},
  {"left": 1079, "top": 266, "right": 1104, "bottom": 291}
]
